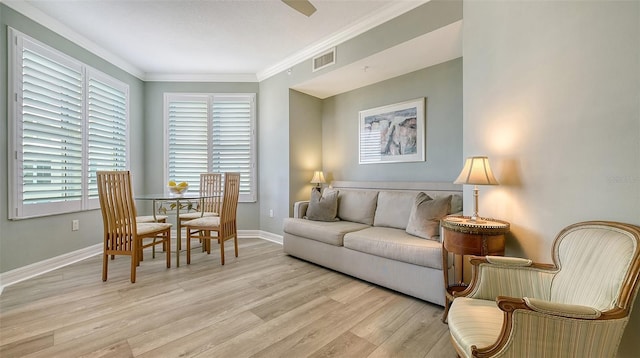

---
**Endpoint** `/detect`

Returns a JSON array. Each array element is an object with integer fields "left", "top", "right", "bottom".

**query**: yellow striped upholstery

[
  {"left": 467, "top": 264, "right": 554, "bottom": 301},
  {"left": 551, "top": 226, "right": 637, "bottom": 310},
  {"left": 448, "top": 297, "right": 503, "bottom": 357},
  {"left": 448, "top": 221, "right": 640, "bottom": 358}
]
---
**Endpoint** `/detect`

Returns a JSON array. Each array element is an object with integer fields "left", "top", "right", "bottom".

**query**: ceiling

[{"left": 5, "top": 0, "right": 434, "bottom": 82}]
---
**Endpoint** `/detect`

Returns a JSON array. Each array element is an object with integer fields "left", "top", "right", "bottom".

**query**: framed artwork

[{"left": 359, "top": 98, "right": 425, "bottom": 164}]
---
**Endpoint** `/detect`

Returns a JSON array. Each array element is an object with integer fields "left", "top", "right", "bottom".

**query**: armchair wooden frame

[
  {"left": 97, "top": 171, "right": 172, "bottom": 283},
  {"left": 448, "top": 221, "right": 640, "bottom": 358}
]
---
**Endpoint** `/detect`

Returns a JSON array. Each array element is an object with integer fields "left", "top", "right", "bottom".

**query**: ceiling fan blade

[{"left": 282, "top": 0, "right": 317, "bottom": 17}]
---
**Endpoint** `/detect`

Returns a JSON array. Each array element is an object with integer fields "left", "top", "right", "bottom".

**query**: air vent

[{"left": 312, "top": 47, "right": 336, "bottom": 72}]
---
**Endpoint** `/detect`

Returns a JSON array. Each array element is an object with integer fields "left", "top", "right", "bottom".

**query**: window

[
  {"left": 165, "top": 93, "right": 256, "bottom": 202},
  {"left": 9, "top": 28, "right": 129, "bottom": 219}
]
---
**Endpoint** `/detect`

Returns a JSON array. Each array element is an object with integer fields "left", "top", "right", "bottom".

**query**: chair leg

[
  {"left": 130, "top": 254, "right": 137, "bottom": 283},
  {"left": 102, "top": 252, "right": 108, "bottom": 281},
  {"left": 165, "top": 232, "right": 171, "bottom": 268},
  {"left": 234, "top": 234, "right": 238, "bottom": 258},
  {"left": 206, "top": 231, "right": 212, "bottom": 254},
  {"left": 220, "top": 237, "right": 225, "bottom": 265},
  {"left": 186, "top": 229, "right": 192, "bottom": 265}
]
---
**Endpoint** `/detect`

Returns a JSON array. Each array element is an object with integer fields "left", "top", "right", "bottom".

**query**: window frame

[
  {"left": 8, "top": 27, "right": 130, "bottom": 219},
  {"left": 163, "top": 93, "right": 257, "bottom": 203}
]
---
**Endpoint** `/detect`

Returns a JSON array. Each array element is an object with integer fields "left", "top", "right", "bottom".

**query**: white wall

[{"left": 463, "top": 1, "right": 640, "bottom": 356}]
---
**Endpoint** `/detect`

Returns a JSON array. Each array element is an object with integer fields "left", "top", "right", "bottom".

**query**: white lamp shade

[
  {"left": 454, "top": 156, "right": 499, "bottom": 185},
  {"left": 310, "top": 171, "right": 326, "bottom": 185}
]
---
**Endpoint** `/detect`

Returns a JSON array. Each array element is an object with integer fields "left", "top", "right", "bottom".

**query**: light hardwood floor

[{"left": 0, "top": 238, "right": 457, "bottom": 358}]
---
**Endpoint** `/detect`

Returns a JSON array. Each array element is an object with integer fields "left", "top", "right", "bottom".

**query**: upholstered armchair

[{"left": 447, "top": 221, "right": 640, "bottom": 358}]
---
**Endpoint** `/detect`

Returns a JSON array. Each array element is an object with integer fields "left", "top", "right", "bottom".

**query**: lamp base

[{"left": 466, "top": 216, "right": 487, "bottom": 224}]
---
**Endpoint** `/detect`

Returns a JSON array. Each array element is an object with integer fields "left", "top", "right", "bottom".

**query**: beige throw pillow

[
  {"left": 305, "top": 188, "right": 339, "bottom": 222},
  {"left": 406, "top": 193, "right": 451, "bottom": 240}
]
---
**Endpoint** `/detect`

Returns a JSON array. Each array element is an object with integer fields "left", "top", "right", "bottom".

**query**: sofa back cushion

[
  {"left": 338, "top": 190, "right": 379, "bottom": 225},
  {"left": 406, "top": 194, "right": 452, "bottom": 240},
  {"left": 305, "top": 188, "right": 339, "bottom": 222},
  {"left": 373, "top": 191, "right": 418, "bottom": 230}
]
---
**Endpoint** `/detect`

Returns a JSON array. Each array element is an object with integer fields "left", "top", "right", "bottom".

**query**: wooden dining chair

[
  {"left": 97, "top": 171, "right": 172, "bottom": 283},
  {"left": 136, "top": 214, "right": 168, "bottom": 223},
  {"left": 178, "top": 173, "right": 223, "bottom": 228},
  {"left": 183, "top": 172, "right": 240, "bottom": 265}
]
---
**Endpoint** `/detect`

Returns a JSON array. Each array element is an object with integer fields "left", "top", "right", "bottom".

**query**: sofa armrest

[{"left": 293, "top": 201, "right": 309, "bottom": 219}]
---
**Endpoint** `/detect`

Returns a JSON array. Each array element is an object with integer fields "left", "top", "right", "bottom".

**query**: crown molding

[
  {"left": 144, "top": 72, "right": 258, "bottom": 83},
  {"left": 2, "top": 0, "right": 429, "bottom": 83},
  {"left": 256, "top": 0, "right": 429, "bottom": 81},
  {"left": 2, "top": 0, "right": 146, "bottom": 80}
]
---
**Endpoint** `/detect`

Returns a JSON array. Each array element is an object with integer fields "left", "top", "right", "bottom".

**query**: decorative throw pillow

[
  {"left": 406, "top": 193, "right": 452, "bottom": 240},
  {"left": 305, "top": 188, "right": 339, "bottom": 222}
]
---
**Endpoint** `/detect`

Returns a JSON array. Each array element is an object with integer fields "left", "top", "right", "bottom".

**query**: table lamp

[
  {"left": 454, "top": 156, "right": 499, "bottom": 222},
  {"left": 310, "top": 171, "right": 326, "bottom": 192}
]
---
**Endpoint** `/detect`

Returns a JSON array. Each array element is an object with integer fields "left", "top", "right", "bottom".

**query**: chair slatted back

[
  {"left": 200, "top": 173, "right": 223, "bottom": 214},
  {"left": 97, "top": 171, "right": 138, "bottom": 254},
  {"left": 219, "top": 172, "right": 240, "bottom": 236}
]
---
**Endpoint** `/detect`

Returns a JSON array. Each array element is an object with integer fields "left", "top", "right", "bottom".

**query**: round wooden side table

[{"left": 440, "top": 215, "right": 510, "bottom": 322}]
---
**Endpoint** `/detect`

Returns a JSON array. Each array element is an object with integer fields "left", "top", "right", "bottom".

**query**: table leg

[
  {"left": 442, "top": 244, "right": 450, "bottom": 323},
  {"left": 175, "top": 200, "right": 181, "bottom": 267}
]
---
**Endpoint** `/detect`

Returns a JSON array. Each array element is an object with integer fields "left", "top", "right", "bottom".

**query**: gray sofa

[{"left": 283, "top": 181, "right": 462, "bottom": 306}]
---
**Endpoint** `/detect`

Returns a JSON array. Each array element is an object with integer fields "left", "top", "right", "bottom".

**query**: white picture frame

[{"left": 359, "top": 98, "right": 426, "bottom": 164}]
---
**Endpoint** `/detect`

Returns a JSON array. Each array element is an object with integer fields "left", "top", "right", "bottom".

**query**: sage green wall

[
  {"left": 463, "top": 1, "right": 640, "bottom": 356},
  {"left": 258, "top": 73, "right": 291, "bottom": 234},
  {"left": 0, "top": 4, "right": 146, "bottom": 272},
  {"left": 143, "top": 81, "right": 260, "bottom": 230},
  {"left": 289, "top": 90, "right": 323, "bottom": 213},
  {"left": 323, "top": 58, "right": 462, "bottom": 182},
  {"left": 283, "top": 0, "right": 462, "bottom": 87},
  {"left": 259, "top": 0, "right": 463, "bottom": 235}
]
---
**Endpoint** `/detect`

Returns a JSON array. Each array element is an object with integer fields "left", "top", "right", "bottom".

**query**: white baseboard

[
  {"left": 0, "top": 243, "right": 102, "bottom": 295},
  {"left": 0, "top": 230, "right": 282, "bottom": 294}
]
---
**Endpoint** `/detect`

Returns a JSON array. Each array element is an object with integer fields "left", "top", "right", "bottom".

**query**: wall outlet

[
  {"left": 269, "top": 209, "right": 274, "bottom": 218},
  {"left": 72, "top": 219, "right": 79, "bottom": 231}
]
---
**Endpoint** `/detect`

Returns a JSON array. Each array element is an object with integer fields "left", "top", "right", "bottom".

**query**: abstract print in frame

[{"left": 359, "top": 98, "right": 425, "bottom": 164}]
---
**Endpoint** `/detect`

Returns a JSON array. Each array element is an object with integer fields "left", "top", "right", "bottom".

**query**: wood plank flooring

[{"left": 0, "top": 238, "right": 457, "bottom": 358}]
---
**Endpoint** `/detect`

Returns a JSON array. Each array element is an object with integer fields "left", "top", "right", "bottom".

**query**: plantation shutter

[
  {"left": 10, "top": 28, "right": 130, "bottom": 219},
  {"left": 212, "top": 95, "right": 256, "bottom": 201},
  {"left": 87, "top": 73, "right": 128, "bottom": 202},
  {"left": 167, "top": 96, "right": 209, "bottom": 192},
  {"left": 19, "top": 40, "right": 84, "bottom": 216}
]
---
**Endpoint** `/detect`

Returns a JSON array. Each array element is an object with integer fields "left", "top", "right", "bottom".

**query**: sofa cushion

[
  {"left": 306, "top": 188, "right": 339, "bottom": 222},
  {"left": 343, "top": 227, "right": 443, "bottom": 269},
  {"left": 283, "top": 218, "right": 370, "bottom": 246},
  {"left": 373, "top": 191, "right": 418, "bottom": 230},
  {"left": 450, "top": 194, "right": 463, "bottom": 214},
  {"left": 338, "top": 190, "right": 379, "bottom": 225},
  {"left": 406, "top": 194, "right": 451, "bottom": 240}
]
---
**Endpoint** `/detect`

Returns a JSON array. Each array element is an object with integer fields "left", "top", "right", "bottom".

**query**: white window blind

[
  {"left": 168, "top": 97, "right": 209, "bottom": 187},
  {"left": 9, "top": 28, "right": 129, "bottom": 219},
  {"left": 212, "top": 96, "right": 254, "bottom": 200},
  {"left": 165, "top": 93, "right": 256, "bottom": 202},
  {"left": 87, "top": 73, "right": 128, "bottom": 202}
]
